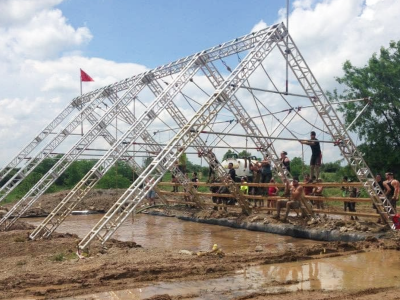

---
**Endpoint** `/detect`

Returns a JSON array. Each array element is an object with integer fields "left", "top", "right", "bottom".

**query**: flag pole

[
  {"left": 80, "top": 69, "right": 83, "bottom": 136},
  {"left": 79, "top": 68, "right": 94, "bottom": 136}
]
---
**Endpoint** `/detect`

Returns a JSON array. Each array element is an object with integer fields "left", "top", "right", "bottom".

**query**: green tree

[
  {"left": 320, "top": 160, "right": 342, "bottom": 173},
  {"left": 334, "top": 40, "right": 400, "bottom": 173},
  {"left": 289, "top": 157, "right": 306, "bottom": 178},
  {"left": 237, "top": 150, "right": 252, "bottom": 158},
  {"left": 222, "top": 149, "right": 236, "bottom": 161}
]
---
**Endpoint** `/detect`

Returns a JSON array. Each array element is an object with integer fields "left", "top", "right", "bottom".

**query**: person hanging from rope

[
  {"left": 300, "top": 131, "right": 322, "bottom": 180},
  {"left": 341, "top": 176, "right": 351, "bottom": 212},
  {"left": 145, "top": 177, "right": 156, "bottom": 206},
  {"left": 217, "top": 162, "right": 237, "bottom": 209}
]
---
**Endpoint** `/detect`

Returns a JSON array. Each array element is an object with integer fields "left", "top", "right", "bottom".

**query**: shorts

[
  {"left": 288, "top": 200, "right": 301, "bottom": 209},
  {"left": 146, "top": 190, "right": 156, "bottom": 199},
  {"left": 310, "top": 153, "right": 322, "bottom": 166},
  {"left": 390, "top": 198, "right": 397, "bottom": 209}
]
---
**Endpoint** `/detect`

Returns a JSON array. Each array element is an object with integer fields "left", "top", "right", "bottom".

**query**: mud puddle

[
  {"left": 27, "top": 214, "right": 318, "bottom": 252},
  {"left": 59, "top": 250, "right": 400, "bottom": 299}
]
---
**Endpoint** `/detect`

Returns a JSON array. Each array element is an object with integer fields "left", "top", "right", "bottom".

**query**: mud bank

[{"left": 147, "top": 210, "right": 386, "bottom": 242}]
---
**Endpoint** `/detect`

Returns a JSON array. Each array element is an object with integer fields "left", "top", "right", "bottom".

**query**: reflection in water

[
  {"left": 27, "top": 214, "right": 317, "bottom": 252},
  {"left": 26, "top": 216, "right": 400, "bottom": 299},
  {"left": 61, "top": 251, "right": 400, "bottom": 300}
]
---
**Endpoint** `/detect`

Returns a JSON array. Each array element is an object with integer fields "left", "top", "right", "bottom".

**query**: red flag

[{"left": 80, "top": 69, "right": 94, "bottom": 82}]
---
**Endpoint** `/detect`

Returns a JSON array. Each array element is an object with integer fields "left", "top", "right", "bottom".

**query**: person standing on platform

[
  {"left": 383, "top": 172, "right": 400, "bottom": 209},
  {"left": 280, "top": 151, "right": 291, "bottom": 173},
  {"left": 191, "top": 172, "right": 199, "bottom": 190},
  {"left": 240, "top": 177, "right": 249, "bottom": 195},
  {"left": 228, "top": 162, "right": 236, "bottom": 181},
  {"left": 300, "top": 131, "right": 322, "bottom": 179}
]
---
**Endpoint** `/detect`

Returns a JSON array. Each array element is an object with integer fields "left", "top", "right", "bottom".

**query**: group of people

[
  {"left": 209, "top": 130, "right": 322, "bottom": 213},
  {"left": 144, "top": 132, "right": 399, "bottom": 225}
]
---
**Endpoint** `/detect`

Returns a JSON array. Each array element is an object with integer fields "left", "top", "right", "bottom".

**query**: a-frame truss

[
  {"left": 77, "top": 22, "right": 394, "bottom": 249},
  {"left": 274, "top": 31, "right": 395, "bottom": 227},
  {"left": 77, "top": 23, "right": 287, "bottom": 249},
  {"left": 2, "top": 21, "right": 394, "bottom": 248},
  {"left": 4, "top": 24, "right": 286, "bottom": 233}
]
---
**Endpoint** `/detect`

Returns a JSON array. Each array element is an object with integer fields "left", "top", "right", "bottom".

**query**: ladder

[
  {"left": 78, "top": 23, "right": 283, "bottom": 250},
  {"left": 275, "top": 24, "right": 395, "bottom": 227}
]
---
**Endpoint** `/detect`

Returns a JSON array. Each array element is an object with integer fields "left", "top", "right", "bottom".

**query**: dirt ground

[{"left": 1, "top": 190, "right": 400, "bottom": 300}]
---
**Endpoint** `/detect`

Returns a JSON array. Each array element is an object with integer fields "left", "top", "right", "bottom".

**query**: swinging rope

[{"left": 260, "top": 64, "right": 329, "bottom": 134}]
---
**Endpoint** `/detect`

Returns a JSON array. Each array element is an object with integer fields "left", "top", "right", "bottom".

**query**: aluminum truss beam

[
  {"left": 78, "top": 23, "right": 282, "bottom": 250},
  {"left": 0, "top": 22, "right": 282, "bottom": 204},
  {"left": 30, "top": 72, "right": 216, "bottom": 240},
  {"left": 1, "top": 22, "right": 286, "bottom": 202},
  {"left": 0, "top": 76, "right": 147, "bottom": 230},
  {"left": 275, "top": 24, "right": 394, "bottom": 227},
  {"left": 0, "top": 88, "right": 109, "bottom": 204},
  {"left": 28, "top": 50, "right": 207, "bottom": 238},
  {"left": 197, "top": 61, "right": 317, "bottom": 217},
  {"left": 0, "top": 100, "right": 84, "bottom": 183},
  {"left": 147, "top": 77, "right": 252, "bottom": 213},
  {"left": 69, "top": 25, "right": 279, "bottom": 114},
  {"left": 3, "top": 23, "right": 291, "bottom": 233}
]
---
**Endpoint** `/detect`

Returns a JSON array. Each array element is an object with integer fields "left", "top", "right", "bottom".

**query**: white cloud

[
  {"left": 0, "top": 1, "right": 148, "bottom": 168},
  {"left": 244, "top": 0, "right": 400, "bottom": 164},
  {"left": 0, "top": 0, "right": 63, "bottom": 26}
]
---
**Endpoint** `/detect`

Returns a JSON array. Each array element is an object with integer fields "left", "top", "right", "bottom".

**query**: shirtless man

[
  {"left": 383, "top": 172, "right": 400, "bottom": 209},
  {"left": 274, "top": 177, "right": 302, "bottom": 222}
]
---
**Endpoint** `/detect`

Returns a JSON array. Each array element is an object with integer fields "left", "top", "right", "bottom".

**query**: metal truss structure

[
  {"left": 1, "top": 22, "right": 395, "bottom": 248},
  {"left": 2, "top": 24, "right": 289, "bottom": 232}
]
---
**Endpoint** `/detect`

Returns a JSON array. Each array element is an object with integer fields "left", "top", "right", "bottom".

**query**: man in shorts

[
  {"left": 300, "top": 131, "right": 322, "bottom": 179},
  {"left": 274, "top": 177, "right": 302, "bottom": 222},
  {"left": 383, "top": 172, "right": 400, "bottom": 209}
]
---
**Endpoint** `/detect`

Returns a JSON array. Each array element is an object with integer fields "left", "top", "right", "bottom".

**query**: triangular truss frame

[{"left": 0, "top": 22, "right": 394, "bottom": 250}]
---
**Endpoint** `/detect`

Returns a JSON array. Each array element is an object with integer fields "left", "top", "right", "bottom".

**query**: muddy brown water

[
  {"left": 59, "top": 250, "right": 400, "bottom": 300},
  {"left": 27, "top": 213, "right": 318, "bottom": 252},
  {"left": 27, "top": 215, "right": 400, "bottom": 299}
]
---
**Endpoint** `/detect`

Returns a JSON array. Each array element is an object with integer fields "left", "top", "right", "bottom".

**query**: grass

[
  {"left": 16, "top": 260, "right": 27, "bottom": 266},
  {"left": 50, "top": 251, "right": 78, "bottom": 262},
  {"left": 14, "top": 236, "right": 26, "bottom": 243}
]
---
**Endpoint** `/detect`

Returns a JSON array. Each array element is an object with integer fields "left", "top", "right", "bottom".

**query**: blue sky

[
  {"left": 57, "top": 0, "right": 285, "bottom": 67},
  {"left": 1, "top": 0, "right": 400, "bottom": 168}
]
